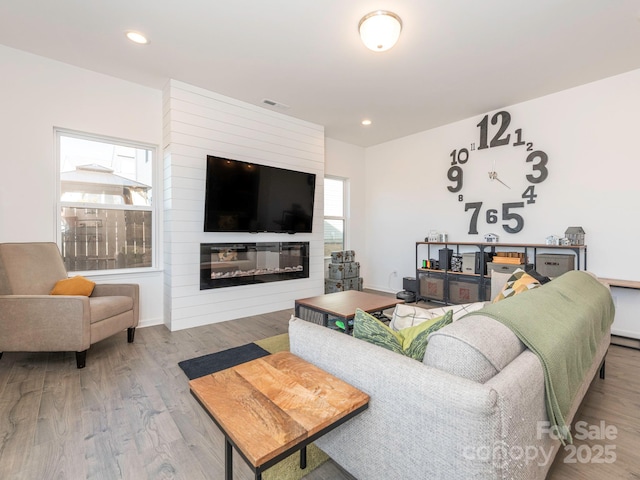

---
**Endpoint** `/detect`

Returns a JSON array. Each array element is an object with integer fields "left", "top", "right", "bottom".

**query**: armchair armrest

[
  {"left": 0, "top": 295, "right": 91, "bottom": 352},
  {"left": 91, "top": 283, "right": 139, "bottom": 327}
]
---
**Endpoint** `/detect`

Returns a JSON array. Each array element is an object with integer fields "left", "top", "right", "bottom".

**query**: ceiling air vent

[{"left": 262, "top": 98, "right": 290, "bottom": 109}]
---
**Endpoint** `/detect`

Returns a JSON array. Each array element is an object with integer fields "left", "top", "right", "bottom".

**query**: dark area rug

[{"left": 178, "top": 342, "right": 270, "bottom": 380}]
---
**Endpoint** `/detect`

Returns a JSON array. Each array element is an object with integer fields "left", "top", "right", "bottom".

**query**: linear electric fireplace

[{"left": 200, "top": 242, "right": 309, "bottom": 290}]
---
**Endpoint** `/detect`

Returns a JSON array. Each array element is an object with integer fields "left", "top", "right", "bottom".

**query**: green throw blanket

[{"left": 474, "top": 271, "right": 615, "bottom": 444}]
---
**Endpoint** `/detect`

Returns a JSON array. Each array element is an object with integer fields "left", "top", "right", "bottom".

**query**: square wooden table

[
  {"left": 189, "top": 351, "right": 369, "bottom": 480},
  {"left": 295, "top": 290, "right": 404, "bottom": 333}
]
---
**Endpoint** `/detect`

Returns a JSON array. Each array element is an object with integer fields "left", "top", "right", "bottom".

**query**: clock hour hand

[{"left": 488, "top": 171, "right": 511, "bottom": 189}]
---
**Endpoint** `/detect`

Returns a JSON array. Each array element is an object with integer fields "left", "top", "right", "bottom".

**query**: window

[
  {"left": 324, "top": 177, "right": 347, "bottom": 256},
  {"left": 57, "top": 130, "right": 155, "bottom": 272}
]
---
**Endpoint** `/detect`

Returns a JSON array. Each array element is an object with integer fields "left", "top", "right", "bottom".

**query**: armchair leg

[
  {"left": 127, "top": 327, "right": 136, "bottom": 343},
  {"left": 0, "top": 352, "right": 3, "bottom": 360},
  {"left": 76, "top": 350, "right": 87, "bottom": 369},
  {"left": 599, "top": 359, "right": 606, "bottom": 379}
]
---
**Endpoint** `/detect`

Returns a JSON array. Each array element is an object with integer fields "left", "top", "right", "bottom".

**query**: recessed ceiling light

[
  {"left": 126, "top": 31, "right": 149, "bottom": 45},
  {"left": 361, "top": 119, "right": 372, "bottom": 126}
]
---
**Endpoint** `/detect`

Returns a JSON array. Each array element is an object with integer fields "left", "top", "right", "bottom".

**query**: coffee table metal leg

[
  {"left": 300, "top": 445, "right": 307, "bottom": 469},
  {"left": 225, "top": 438, "right": 233, "bottom": 480}
]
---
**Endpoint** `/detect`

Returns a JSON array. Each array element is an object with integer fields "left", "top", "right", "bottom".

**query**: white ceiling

[{"left": 1, "top": 0, "right": 640, "bottom": 147}]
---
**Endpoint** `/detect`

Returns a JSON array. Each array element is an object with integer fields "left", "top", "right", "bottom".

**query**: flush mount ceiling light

[
  {"left": 126, "top": 31, "right": 149, "bottom": 45},
  {"left": 358, "top": 10, "right": 402, "bottom": 52}
]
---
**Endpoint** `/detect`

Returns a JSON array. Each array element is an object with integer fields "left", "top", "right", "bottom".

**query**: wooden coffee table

[
  {"left": 189, "top": 351, "right": 369, "bottom": 480},
  {"left": 295, "top": 290, "right": 404, "bottom": 333}
]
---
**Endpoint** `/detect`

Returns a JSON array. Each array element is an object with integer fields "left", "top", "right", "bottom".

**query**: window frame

[
  {"left": 55, "top": 128, "right": 160, "bottom": 275},
  {"left": 323, "top": 175, "right": 349, "bottom": 258}
]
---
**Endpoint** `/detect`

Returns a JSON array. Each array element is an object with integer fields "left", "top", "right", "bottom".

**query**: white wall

[
  {"left": 0, "top": 45, "right": 164, "bottom": 327},
  {"left": 3, "top": 43, "right": 637, "bottom": 337},
  {"left": 362, "top": 68, "right": 640, "bottom": 338},
  {"left": 162, "top": 80, "right": 324, "bottom": 331},
  {"left": 324, "top": 138, "right": 367, "bottom": 275}
]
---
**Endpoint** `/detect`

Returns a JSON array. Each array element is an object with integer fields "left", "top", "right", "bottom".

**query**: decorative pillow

[
  {"left": 390, "top": 302, "right": 484, "bottom": 330},
  {"left": 50, "top": 276, "right": 96, "bottom": 296},
  {"left": 492, "top": 268, "right": 541, "bottom": 303},
  {"left": 390, "top": 304, "right": 441, "bottom": 330},
  {"left": 354, "top": 308, "right": 454, "bottom": 360},
  {"left": 526, "top": 268, "right": 551, "bottom": 285}
]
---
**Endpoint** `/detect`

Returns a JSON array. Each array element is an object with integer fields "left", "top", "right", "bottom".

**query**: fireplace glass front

[{"left": 200, "top": 242, "right": 309, "bottom": 290}]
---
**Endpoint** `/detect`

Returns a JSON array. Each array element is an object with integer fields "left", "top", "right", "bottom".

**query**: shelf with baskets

[{"left": 415, "top": 241, "right": 587, "bottom": 305}]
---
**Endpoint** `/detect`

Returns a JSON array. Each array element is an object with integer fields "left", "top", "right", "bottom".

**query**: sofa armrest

[
  {"left": 288, "top": 316, "right": 503, "bottom": 479},
  {"left": 91, "top": 283, "right": 139, "bottom": 327},
  {"left": 0, "top": 295, "right": 91, "bottom": 352}
]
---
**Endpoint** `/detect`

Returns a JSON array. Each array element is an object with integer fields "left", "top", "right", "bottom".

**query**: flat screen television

[{"left": 204, "top": 155, "right": 316, "bottom": 233}]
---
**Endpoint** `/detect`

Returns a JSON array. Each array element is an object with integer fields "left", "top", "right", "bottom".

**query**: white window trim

[
  {"left": 54, "top": 127, "right": 161, "bottom": 276},
  {"left": 324, "top": 175, "right": 349, "bottom": 257}
]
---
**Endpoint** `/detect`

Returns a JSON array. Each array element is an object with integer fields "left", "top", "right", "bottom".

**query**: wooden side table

[{"left": 189, "top": 351, "right": 369, "bottom": 480}]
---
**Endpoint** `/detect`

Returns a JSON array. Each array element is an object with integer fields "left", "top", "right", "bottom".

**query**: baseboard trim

[
  {"left": 611, "top": 334, "right": 640, "bottom": 350},
  {"left": 138, "top": 317, "right": 164, "bottom": 329}
]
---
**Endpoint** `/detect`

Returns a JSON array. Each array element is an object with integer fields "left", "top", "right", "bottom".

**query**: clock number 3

[{"left": 526, "top": 150, "right": 549, "bottom": 183}]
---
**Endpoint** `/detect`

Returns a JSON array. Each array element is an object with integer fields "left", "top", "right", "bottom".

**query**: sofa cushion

[
  {"left": 424, "top": 315, "right": 526, "bottom": 383},
  {"left": 50, "top": 275, "right": 96, "bottom": 296},
  {"left": 354, "top": 308, "right": 453, "bottom": 360},
  {"left": 389, "top": 302, "right": 485, "bottom": 330},
  {"left": 89, "top": 296, "right": 133, "bottom": 323}
]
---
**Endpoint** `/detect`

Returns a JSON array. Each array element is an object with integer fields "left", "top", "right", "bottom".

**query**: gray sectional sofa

[{"left": 288, "top": 271, "right": 613, "bottom": 479}]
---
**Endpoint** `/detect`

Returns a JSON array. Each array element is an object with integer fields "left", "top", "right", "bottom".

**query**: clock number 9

[
  {"left": 447, "top": 166, "right": 463, "bottom": 192},
  {"left": 526, "top": 150, "right": 549, "bottom": 183},
  {"left": 447, "top": 148, "right": 469, "bottom": 193}
]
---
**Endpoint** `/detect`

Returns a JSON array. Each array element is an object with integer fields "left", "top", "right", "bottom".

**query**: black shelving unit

[{"left": 415, "top": 241, "right": 587, "bottom": 305}]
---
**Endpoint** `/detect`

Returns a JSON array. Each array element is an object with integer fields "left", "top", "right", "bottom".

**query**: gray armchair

[{"left": 0, "top": 242, "right": 139, "bottom": 368}]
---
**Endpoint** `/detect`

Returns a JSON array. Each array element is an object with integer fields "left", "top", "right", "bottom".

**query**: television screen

[{"left": 204, "top": 156, "right": 316, "bottom": 233}]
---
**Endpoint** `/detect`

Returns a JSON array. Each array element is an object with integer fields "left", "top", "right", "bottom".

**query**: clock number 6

[{"left": 465, "top": 202, "right": 525, "bottom": 234}]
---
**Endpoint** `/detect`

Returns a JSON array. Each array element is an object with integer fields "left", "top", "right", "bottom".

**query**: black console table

[{"left": 415, "top": 241, "right": 587, "bottom": 305}]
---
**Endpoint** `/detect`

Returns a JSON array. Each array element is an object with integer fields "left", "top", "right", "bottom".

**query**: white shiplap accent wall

[{"left": 162, "top": 80, "right": 325, "bottom": 331}]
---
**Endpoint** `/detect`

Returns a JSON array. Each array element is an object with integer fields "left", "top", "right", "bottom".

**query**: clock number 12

[{"left": 477, "top": 111, "right": 511, "bottom": 150}]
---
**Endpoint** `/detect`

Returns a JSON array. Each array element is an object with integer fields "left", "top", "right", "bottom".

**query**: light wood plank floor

[{"left": 0, "top": 307, "right": 638, "bottom": 479}]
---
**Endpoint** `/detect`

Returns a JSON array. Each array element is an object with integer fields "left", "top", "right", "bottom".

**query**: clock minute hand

[{"left": 488, "top": 171, "right": 511, "bottom": 189}]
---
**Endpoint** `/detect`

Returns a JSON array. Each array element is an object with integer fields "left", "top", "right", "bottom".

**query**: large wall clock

[{"left": 446, "top": 110, "right": 549, "bottom": 235}]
